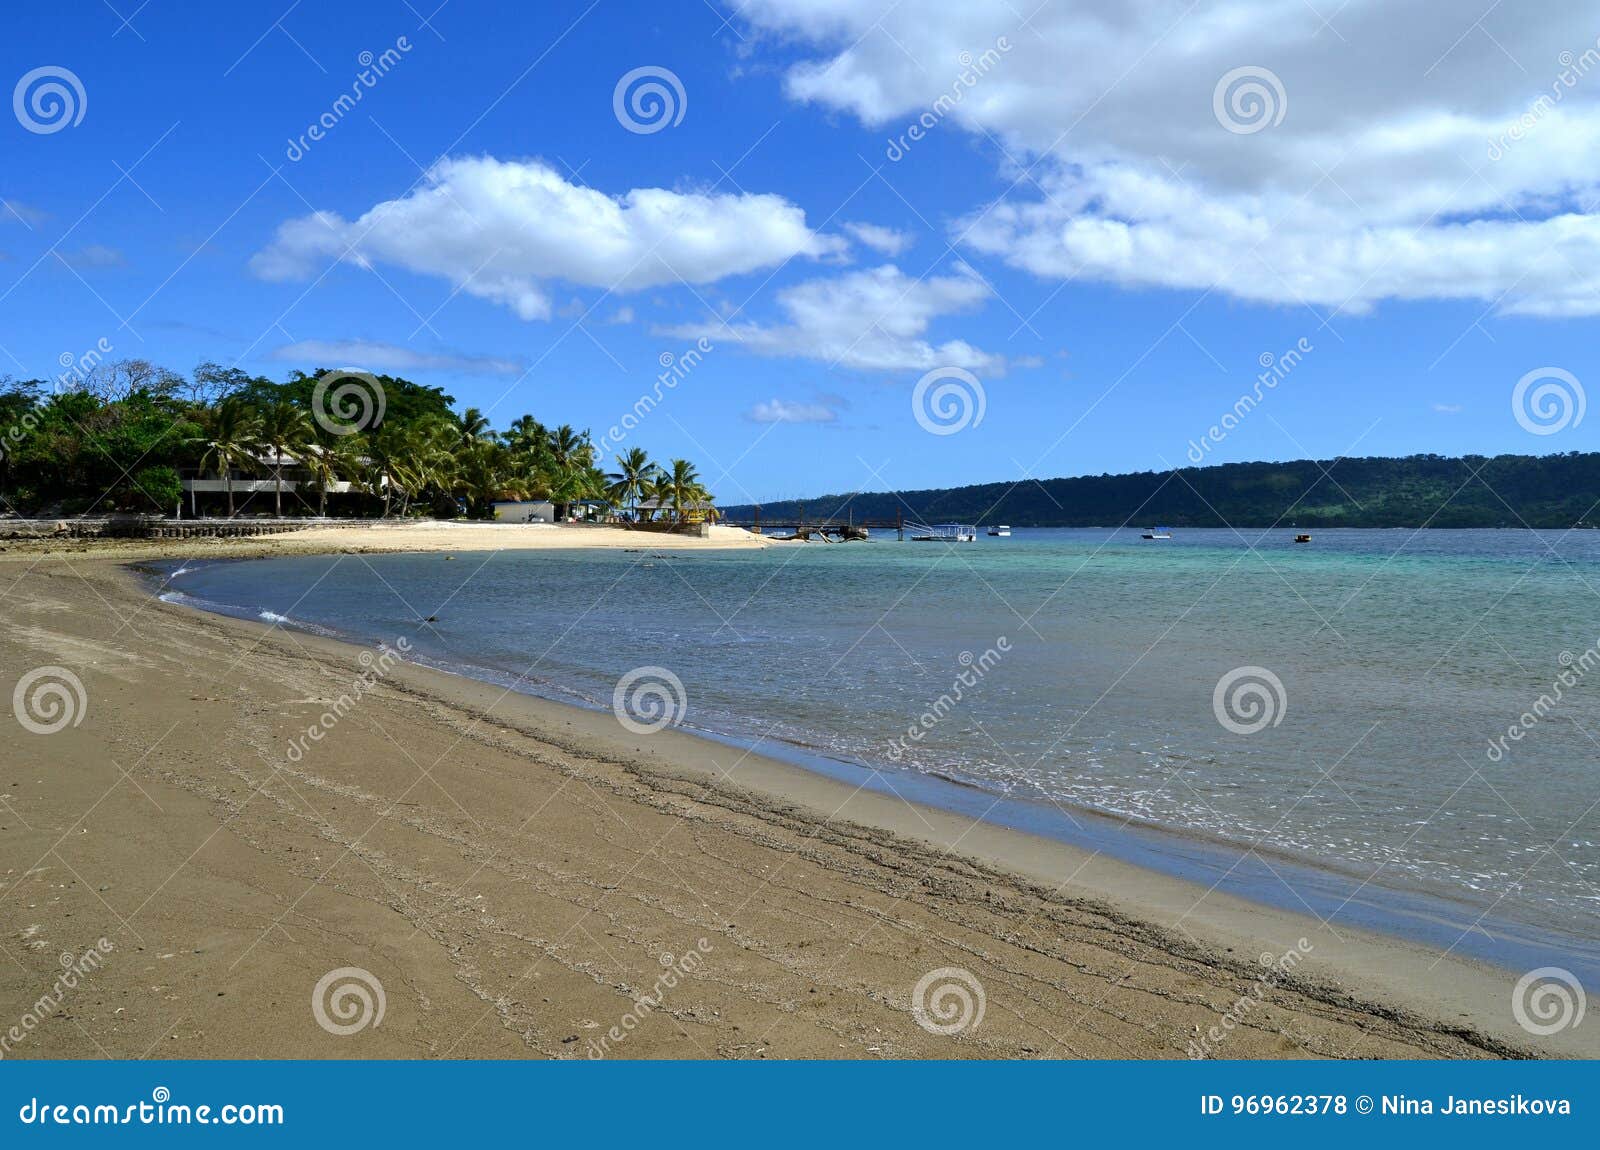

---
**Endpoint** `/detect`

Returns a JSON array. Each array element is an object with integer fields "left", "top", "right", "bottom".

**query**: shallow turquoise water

[{"left": 154, "top": 527, "right": 1600, "bottom": 958}]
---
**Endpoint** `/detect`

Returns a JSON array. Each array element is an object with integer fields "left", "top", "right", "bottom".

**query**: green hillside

[{"left": 721, "top": 454, "right": 1600, "bottom": 529}]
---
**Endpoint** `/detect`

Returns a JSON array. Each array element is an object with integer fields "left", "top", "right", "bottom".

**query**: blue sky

[{"left": 3, "top": 1, "right": 1596, "bottom": 503}]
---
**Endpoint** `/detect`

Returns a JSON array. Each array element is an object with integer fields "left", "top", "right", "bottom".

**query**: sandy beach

[
  {"left": 0, "top": 529, "right": 1581, "bottom": 1059},
  {"left": 0, "top": 519, "right": 783, "bottom": 558}
]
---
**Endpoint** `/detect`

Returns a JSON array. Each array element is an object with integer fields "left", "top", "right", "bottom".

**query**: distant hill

[{"left": 721, "top": 453, "right": 1600, "bottom": 529}]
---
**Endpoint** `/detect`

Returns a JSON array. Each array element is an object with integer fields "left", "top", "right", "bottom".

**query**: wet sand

[{"left": 0, "top": 540, "right": 1579, "bottom": 1059}]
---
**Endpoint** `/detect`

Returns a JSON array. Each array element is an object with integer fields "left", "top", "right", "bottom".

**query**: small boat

[
  {"left": 1141, "top": 527, "right": 1172, "bottom": 540},
  {"left": 1294, "top": 533, "right": 1312, "bottom": 544},
  {"left": 987, "top": 525, "right": 1011, "bottom": 537},
  {"left": 909, "top": 522, "right": 977, "bottom": 542}
]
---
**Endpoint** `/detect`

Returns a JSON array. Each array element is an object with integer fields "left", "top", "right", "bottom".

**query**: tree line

[
  {"left": 722, "top": 453, "right": 1600, "bottom": 529},
  {"left": 0, "top": 359, "right": 716, "bottom": 522}
]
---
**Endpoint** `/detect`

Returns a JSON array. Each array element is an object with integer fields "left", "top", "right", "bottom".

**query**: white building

[{"left": 491, "top": 500, "right": 557, "bottom": 523}]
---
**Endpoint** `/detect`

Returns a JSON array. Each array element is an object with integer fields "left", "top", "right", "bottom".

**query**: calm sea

[{"left": 149, "top": 528, "right": 1600, "bottom": 977}]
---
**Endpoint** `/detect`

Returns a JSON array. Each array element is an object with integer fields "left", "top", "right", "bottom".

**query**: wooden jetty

[{"left": 721, "top": 506, "right": 905, "bottom": 541}]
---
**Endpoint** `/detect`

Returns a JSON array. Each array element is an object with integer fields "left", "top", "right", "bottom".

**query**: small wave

[
  {"left": 170, "top": 566, "right": 193, "bottom": 577},
  {"left": 259, "top": 610, "right": 291, "bottom": 624}
]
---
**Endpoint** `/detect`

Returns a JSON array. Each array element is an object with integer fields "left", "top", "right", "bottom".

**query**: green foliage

[
  {"left": 0, "top": 362, "right": 716, "bottom": 522},
  {"left": 720, "top": 453, "right": 1600, "bottom": 529},
  {"left": 131, "top": 466, "right": 183, "bottom": 512}
]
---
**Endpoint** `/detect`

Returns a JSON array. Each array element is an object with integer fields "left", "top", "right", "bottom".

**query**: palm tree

[
  {"left": 415, "top": 419, "right": 461, "bottom": 512},
  {"left": 506, "top": 413, "right": 544, "bottom": 445},
  {"left": 366, "top": 422, "right": 412, "bottom": 517},
  {"left": 547, "top": 423, "right": 586, "bottom": 469},
  {"left": 458, "top": 406, "right": 491, "bottom": 447},
  {"left": 301, "top": 433, "right": 363, "bottom": 517},
  {"left": 606, "top": 448, "right": 656, "bottom": 522},
  {"left": 661, "top": 458, "right": 702, "bottom": 523},
  {"left": 545, "top": 425, "right": 592, "bottom": 519},
  {"left": 455, "top": 439, "right": 522, "bottom": 518},
  {"left": 254, "top": 399, "right": 313, "bottom": 517},
  {"left": 194, "top": 397, "right": 259, "bottom": 517}
]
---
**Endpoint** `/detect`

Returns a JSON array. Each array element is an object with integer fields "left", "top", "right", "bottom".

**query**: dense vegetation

[
  {"left": 722, "top": 454, "right": 1600, "bottom": 529},
  {"left": 0, "top": 360, "right": 715, "bottom": 522}
]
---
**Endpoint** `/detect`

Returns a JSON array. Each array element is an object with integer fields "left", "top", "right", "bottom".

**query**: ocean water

[{"left": 149, "top": 528, "right": 1600, "bottom": 972}]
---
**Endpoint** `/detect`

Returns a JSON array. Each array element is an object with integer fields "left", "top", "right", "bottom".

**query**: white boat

[
  {"left": 1141, "top": 527, "right": 1172, "bottom": 540},
  {"left": 987, "top": 525, "right": 1011, "bottom": 537},
  {"left": 909, "top": 522, "right": 977, "bottom": 542}
]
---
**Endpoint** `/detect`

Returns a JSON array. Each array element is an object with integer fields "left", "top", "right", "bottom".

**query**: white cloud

[
  {"left": 251, "top": 155, "right": 844, "bottom": 320},
  {"left": 843, "top": 221, "right": 915, "bottom": 256},
  {"left": 661, "top": 263, "right": 1003, "bottom": 373},
  {"left": 747, "top": 397, "right": 840, "bottom": 423},
  {"left": 742, "top": 0, "right": 1600, "bottom": 316},
  {"left": 1, "top": 199, "right": 47, "bottom": 227},
  {"left": 269, "top": 338, "right": 522, "bottom": 375},
  {"left": 58, "top": 244, "right": 125, "bottom": 269}
]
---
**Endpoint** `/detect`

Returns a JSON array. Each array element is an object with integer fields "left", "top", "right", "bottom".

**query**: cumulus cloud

[
  {"left": 251, "top": 155, "right": 844, "bottom": 320},
  {"left": 742, "top": 0, "right": 1600, "bottom": 316},
  {"left": 2, "top": 199, "right": 47, "bottom": 227},
  {"left": 268, "top": 338, "right": 522, "bottom": 375},
  {"left": 747, "top": 397, "right": 841, "bottom": 423},
  {"left": 661, "top": 263, "right": 1003, "bottom": 373},
  {"left": 843, "top": 221, "right": 915, "bottom": 256},
  {"left": 57, "top": 244, "right": 125, "bottom": 270}
]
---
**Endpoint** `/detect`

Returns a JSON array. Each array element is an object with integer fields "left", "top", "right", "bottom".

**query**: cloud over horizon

[
  {"left": 744, "top": 0, "right": 1600, "bottom": 316},
  {"left": 746, "top": 396, "right": 842, "bottom": 423},
  {"left": 268, "top": 338, "right": 523, "bottom": 376},
  {"left": 661, "top": 263, "right": 1004, "bottom": 374},
  {"left": 252, "top": 155, "right": 846, "bottom": 321}
]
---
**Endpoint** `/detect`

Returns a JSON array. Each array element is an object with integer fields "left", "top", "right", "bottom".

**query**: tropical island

[
  {"left": 0, "top": 359, "right": 714, "bottom": 526},
  {"left": 724, "top": 453, "right": 1600, "bottom": 530},
  {"left": 7, "top": 358, "right": 1598, "bottom": 534}
]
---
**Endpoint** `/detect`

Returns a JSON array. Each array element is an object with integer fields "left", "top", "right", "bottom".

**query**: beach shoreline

[
  {"left": 0, "top": 538, "right": 1585, "bottom": 1058},
  {"left": 0, "top": 519, "right": 786, "bottom": 559}
]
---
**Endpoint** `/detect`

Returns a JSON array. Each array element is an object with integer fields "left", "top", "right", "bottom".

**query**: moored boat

[{"left": 909, "top": 522, "right": 977, "bottom": 542}]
